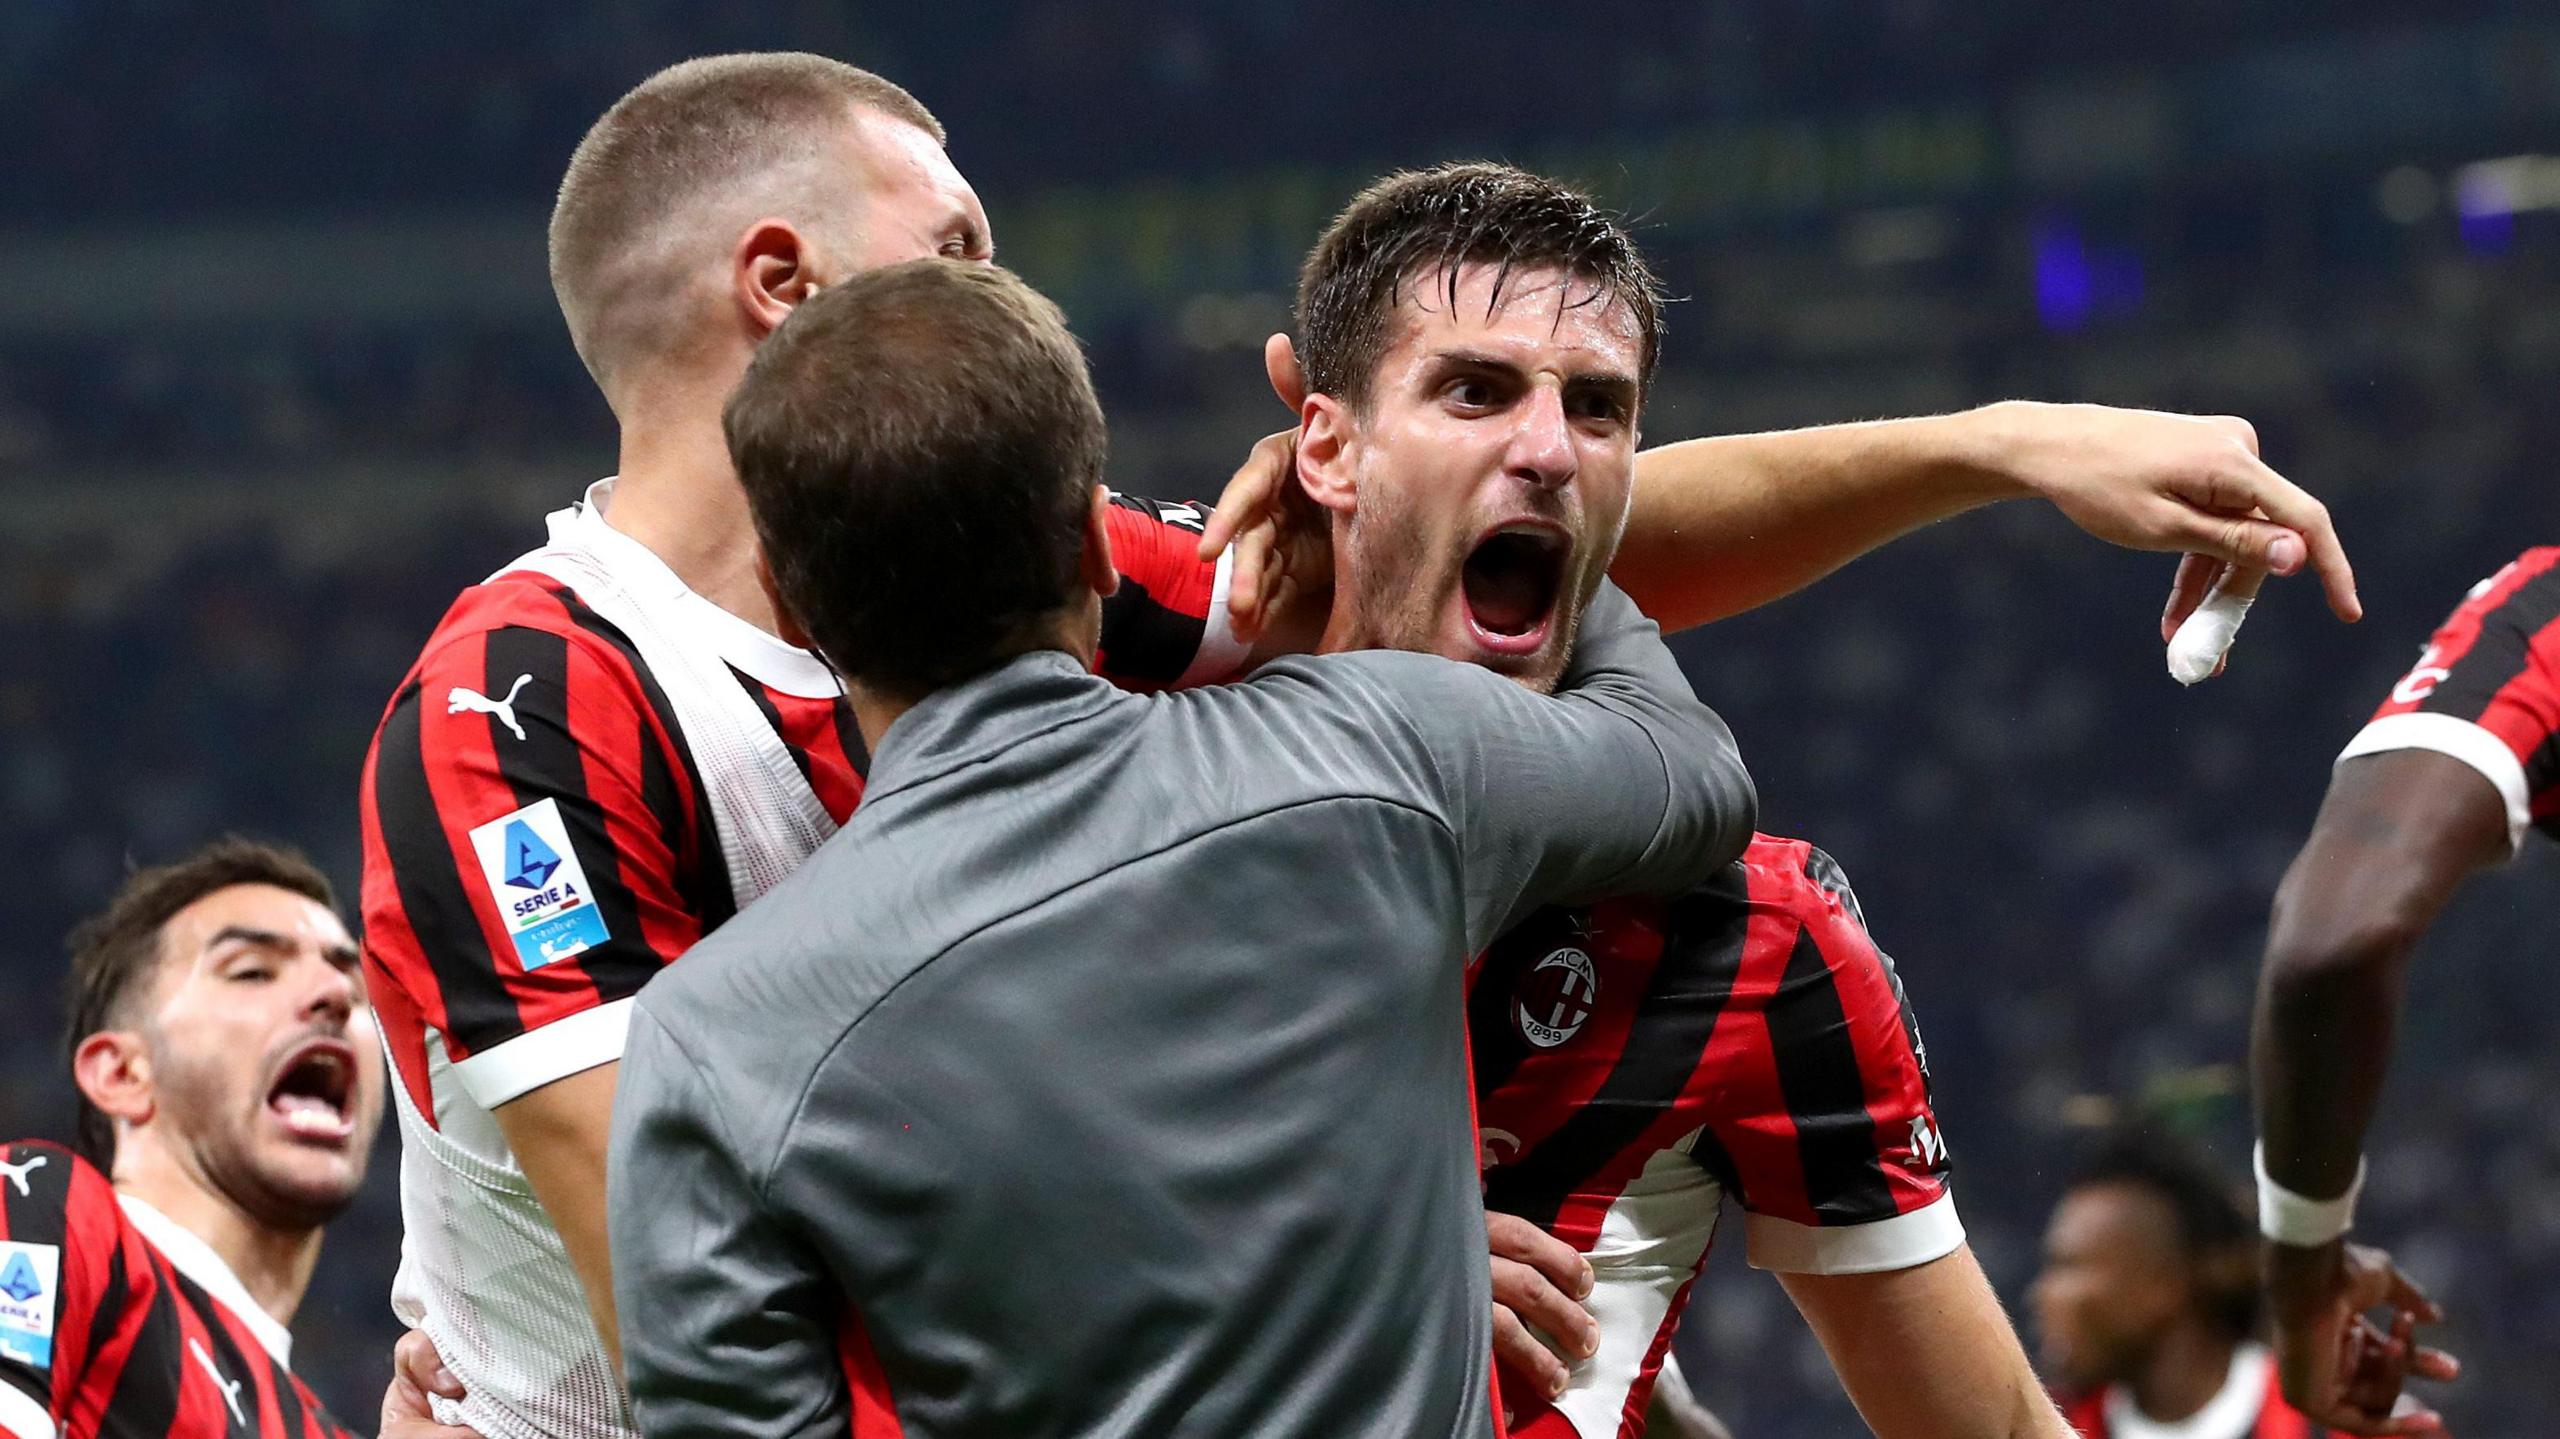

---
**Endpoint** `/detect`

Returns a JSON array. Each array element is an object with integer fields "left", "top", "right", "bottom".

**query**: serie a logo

[{"left": 1514, "top": 947, "right": 1598, "bottom": 1049}]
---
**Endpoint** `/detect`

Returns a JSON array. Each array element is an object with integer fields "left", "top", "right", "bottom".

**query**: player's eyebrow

[{"left": 205, "top": 925, "right": 357, "bottom": 968}]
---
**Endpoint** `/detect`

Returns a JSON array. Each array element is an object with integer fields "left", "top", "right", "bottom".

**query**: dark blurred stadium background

[{"left": 6, "top": 1, "right": 2559, "bottom": 1431}]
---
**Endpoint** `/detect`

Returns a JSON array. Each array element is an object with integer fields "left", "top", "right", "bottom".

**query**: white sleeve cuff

[
  {"left": 1176, "top": 544, "right": 1251, "bottom": 686},
  {"left": 1745, "top": 1193, "right": 1965, "bottom": 1276},
  {"left": 0, "top": 1383, "right": 56, "bottom": 1439},
  {"left": 452, "top": 998, "right": 636, "bottom": 1108},
  {"left": 2337, "top": 711, "right": 2530, "bottom": 852}
]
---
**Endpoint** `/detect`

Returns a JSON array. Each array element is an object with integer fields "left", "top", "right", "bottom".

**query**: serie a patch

[
  {"left": 469, "top": 798, "right": 612, "bottom": 971},
  {"left": 0, "top": 1241, "right": 60, "bottom": 1371}
]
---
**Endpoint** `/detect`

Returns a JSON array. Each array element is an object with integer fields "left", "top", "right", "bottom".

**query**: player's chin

[{"left": 251, "top": 1142, "right": 371, "bottom": 1221}]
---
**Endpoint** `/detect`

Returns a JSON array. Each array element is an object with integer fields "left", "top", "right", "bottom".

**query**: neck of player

[
  {"left": 114, "top": 1142, "right": 321, "bottom": 1328},
  {"left": 2128, "top": 1320, "right": 2241, "bottom": 1425},
  {"left": 605, "top": 370, "right": 784, "bottom": 636}
]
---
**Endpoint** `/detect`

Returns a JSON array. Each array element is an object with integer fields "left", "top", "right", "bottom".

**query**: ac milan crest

[{"left": 1514, "top": 946, "right": 1598, "bottom": 1048}]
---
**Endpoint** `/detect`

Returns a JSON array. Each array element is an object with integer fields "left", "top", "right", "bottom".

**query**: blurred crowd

[{"left": 7, "top": 0, "right": 2558, "bottom": 1432}]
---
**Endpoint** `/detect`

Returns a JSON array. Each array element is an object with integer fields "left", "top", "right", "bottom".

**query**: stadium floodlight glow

[{"left": 2450, "top": 155, "right": 2560, "bottom": 219}]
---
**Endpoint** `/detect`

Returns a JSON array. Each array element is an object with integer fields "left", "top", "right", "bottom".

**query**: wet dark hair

[{"left": 1295, "top": 161, "right": 1665, "bottom": 413}]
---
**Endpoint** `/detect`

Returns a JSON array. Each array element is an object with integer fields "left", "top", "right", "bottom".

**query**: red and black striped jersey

[
  {"left": 358, "top": 488, "right": 1234, "bottom": 1120},
  {"left": 2342, "top": 546, "right": 2560, "bottom": 852},
  {"left": 1473, "top": 834, "right": 1958, "bottom": 1439},
  {"left": 2060, "top": 1345, "right": 2322, "bottom": 1439},
  {"left": 0, "top": 1142, "right": 354, "bottom": 1439}
]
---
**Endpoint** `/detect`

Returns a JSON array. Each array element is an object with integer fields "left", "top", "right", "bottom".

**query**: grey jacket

[{"left": 606, "top": 584, "right": 1753, "bottom": 1439}]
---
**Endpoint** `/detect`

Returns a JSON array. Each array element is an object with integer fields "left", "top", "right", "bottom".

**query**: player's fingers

[
  {"left": 1491, "top": 1303, "right": 1572, "bottom": 1399},
  {"left": 395, "top": 1327, "right": 465, "bottom": 1399},
  {"left": 2162, "top": 553, "right": 2224, "bottom": 643},
  {"left": 2156, "top": 501, "right": 2308, "bottom": 578},
  {"left": 2408, "top": 1346, "right": 2461, "bottom": 1383},
  {"left": 1265, "top": 332, "right": 1308, "bottom": 413},
  {"left": 2188, "top": 453, "right": 2362, "bottom": 621},
  {"left": 1198, "top": 430, "right": 1296, "bottom": 562},
  {"left": 1490, "top": 1257, "right": 1599, "bottom": 1361},
  {"left": 2378, "top": 1262, "right": 2444, "bottom": 1325},
  {"left": 1227, "top": 517, "right": 1281, "bottom": 630},
  {"left": 1487, "top": 1211, "right": 1594, "bottom": 1298}
]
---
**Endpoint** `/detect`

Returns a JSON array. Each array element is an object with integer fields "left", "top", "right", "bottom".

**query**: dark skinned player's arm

[{"left": 2251, "top": 748, "right": 2508, "bottom": 1202}]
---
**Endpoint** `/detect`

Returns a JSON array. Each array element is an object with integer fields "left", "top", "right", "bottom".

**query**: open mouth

[
  {"left": 1461, "top": 523, "right": 1568, "bottom": 653},
  {"left": 265, "top": 1039, "right": 357, "bottom": 1145}
]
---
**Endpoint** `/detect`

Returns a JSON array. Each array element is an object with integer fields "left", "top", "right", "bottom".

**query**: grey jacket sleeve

[
  {"left": 1395, "top": 581, "right": 1756, "bottom": 947},
  {"left": 608, "top": 1002, "right": 847, "bottom": 1439}
]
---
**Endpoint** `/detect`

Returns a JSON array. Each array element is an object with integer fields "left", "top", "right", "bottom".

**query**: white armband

[{"left": 2255, "top": 1141, "right": 2365, "bottom": 1246}]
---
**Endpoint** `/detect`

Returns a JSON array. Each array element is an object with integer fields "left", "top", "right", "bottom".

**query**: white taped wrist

[{"left": 2255, "top": 1141, "right": 2365, "bottom": 1246}]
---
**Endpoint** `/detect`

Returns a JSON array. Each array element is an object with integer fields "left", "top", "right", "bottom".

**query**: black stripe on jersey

[
  {"left": 2431, "top": 564, "right": 2560, "bottom": 721},
  {"left": 1098, "top": 579, "right": 1209, "bottom": 688},
  {"left": 0, "top": 1142, "right": 74, "bottom": 1243},
  {"left": 1483, "top": 868, "right": 1752, "bottom": 1229},
  {"left": 268, "top": 1336, "right": 313, "bottom": 1438},
  {"left": 1469, "top": 906, "right": 1591, "bottom": 1102},
  {"left": 374, "top": 684, "right": 526, "bottom": 1049},
  {"left": 97, "top": 1253, "right": 182, "bottom": 1439},
  {"left": 1802, "top": 847, "right": 1933, "bottom": 1093},
  {"left": 830, "top": 696, "right": 871, "bottom": 781},
  {"left": 172, "top": 1264, "right": 267, "bottom": 1433},
  {"left": 84, "top": 1238, "right": 134, "bottom": 1403},
  {"left": 728, "top": 665, "right": 817, "bottom": 788},
  {"left": 1765, "top": 922, "right": 1899, "bottom": 1224},
  {"left": 549, "top": 587, "right": 737, "bottom": 931},
  {"left": 482, "top": 626, "right": 665, "bottom": 1006}
]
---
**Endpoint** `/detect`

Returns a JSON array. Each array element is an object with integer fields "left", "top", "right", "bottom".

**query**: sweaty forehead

[{"left": 1382, "top": 260, "right": 1640, "bottom": 373}]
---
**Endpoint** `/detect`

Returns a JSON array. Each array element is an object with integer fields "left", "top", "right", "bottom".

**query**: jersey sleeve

[
  {"left": 1093, "top": 492, "right": 1245, "bottom": 690},
  {"left": 0, "top": 1142, "right": 120, "bottom": 1439},
  {"left": 2338, "top": 547, "right": 2560, "bottom": 852},
  {"left": 1715, "top": 848, "right": 1962, "bottom": 1276},
  {"left": 359, "top": 590, "right": 720, "bottom": 1110}
]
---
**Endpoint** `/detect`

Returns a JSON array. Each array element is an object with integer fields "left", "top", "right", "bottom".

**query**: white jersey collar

[
  {"left": 2102, "top": 1343, "right": 2272, "bottom": 1439},
  {"left": 553, "top": 479, "right": 843, "bottom": 700},
  {"left": 116, "top": 1195, "right": 294, "bottom": 1365}
]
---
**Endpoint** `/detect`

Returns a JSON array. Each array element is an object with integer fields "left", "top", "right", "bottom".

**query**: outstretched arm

[
  {"left": 1614, "top": 401, "right": 2356, "bottom": 633},
  {"left": 1782, "top": 1247, "right": 2068, "bottom": 1439},
  {"left": 1199, "top": 337, "right": 2360, "bottom": 646}
]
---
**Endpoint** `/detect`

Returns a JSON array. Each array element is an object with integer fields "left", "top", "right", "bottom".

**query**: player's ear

[
  {"left": 1079, "top": 485, "right": 1120, "bottom": 601},
  {"left": 734, "top": 218, "right": 823, "bottom": 342},
  {"left": 1296, "top": 394, "right": 1358, "bottom": 518},
  {"left": 73, "top": 1031, "right": 155, "bottom": 1132},
  {"left": 755, "top": 553, "right": 817, "bottom": 651}
]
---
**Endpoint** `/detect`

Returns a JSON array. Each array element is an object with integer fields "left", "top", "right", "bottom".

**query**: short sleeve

[
  {"left": 1094, "top": 493, "right": 1244, "bottom": 690},
  {"left": 360, "top": 592, "right": 718, "bottom": 1108},
  {"left": 0, "top": 1142, "right": 119, "bottom": 1439},
  {"left": 2341, "top": 548, "right": 2560, "bottom": 852},
  {"left": 1719, "top": 850, "right": 1962, "bottom": 1276}
]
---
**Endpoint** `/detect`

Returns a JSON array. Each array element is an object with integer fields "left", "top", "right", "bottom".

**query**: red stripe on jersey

[
  {"left": 554, "top": 627, "right": 702, "bottom": 982},
  {"left": 2369, "top": 548, "right": 2560, "bottom": 719},
  {"left": 1683, "top": 884, "right": 1821, "bottom": 1221},
  {"left": 2366, "top": 547, "right": 2560, "bottom": 834},
  {"left": 1617, "top": 1266, "right": 1702, "bottom": 1439},
  {"left": 838, "top": 1307, "right": 905, "bottom": 1437}
]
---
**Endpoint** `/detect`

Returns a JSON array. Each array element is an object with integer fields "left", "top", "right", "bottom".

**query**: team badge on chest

[{"left": 1514, "top": 946, "right": 1599, "bottom": 1048}]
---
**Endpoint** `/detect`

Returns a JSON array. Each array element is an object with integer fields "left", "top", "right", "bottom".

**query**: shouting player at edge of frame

[
  {"left": 375, "top": 49, "right": 2367, "bottom": 1439},
  {"left": 1, "top": 840, "right": 388, "bottom": 1439}
]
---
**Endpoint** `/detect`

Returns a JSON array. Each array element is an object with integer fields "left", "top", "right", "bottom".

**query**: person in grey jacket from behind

[{"left": 604, "top": 256, "right": 1753, "bottom": 1439}]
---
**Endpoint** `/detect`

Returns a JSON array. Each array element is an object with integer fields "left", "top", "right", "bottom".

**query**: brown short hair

[
  {"left": 724, "top": 260, "right": 1105, "bottom": 701},
  {"left": 549, "top": 52, "right": 945, "bottom": 388},
  {"left": 1296, "top": 162, "right": 1665, "bottom": 414},
  {"left": 63, "top": 838, "right": 336, "bottom": 1167}
]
